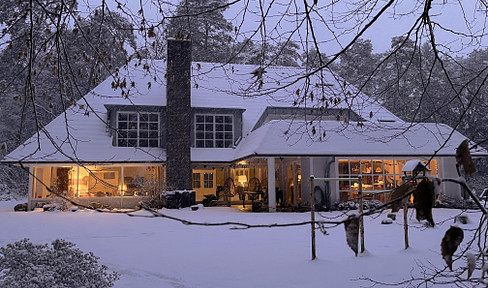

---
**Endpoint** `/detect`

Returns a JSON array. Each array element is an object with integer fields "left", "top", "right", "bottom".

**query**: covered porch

[
  {"left": 191, "top": 157, "right": 318, "bottom": 212},
  {"left": 24, "top": 156, "right": 455, "bottom": 211},
  {"left": 28, "top": 164, "right": 166, "bottom": 210}
]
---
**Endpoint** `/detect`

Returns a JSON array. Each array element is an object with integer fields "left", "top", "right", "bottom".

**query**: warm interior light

[{"left": 238, "top": 175, "right": 247, "bottom": 186}]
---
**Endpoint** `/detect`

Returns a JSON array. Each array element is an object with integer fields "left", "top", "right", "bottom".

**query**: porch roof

[{"left": 232, "top": 120, "right": 488, "bottom": 159}]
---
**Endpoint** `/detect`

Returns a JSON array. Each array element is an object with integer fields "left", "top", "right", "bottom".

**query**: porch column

[
  {"left": 292, "top": 162, "right": 299, "bottom": 207},
  {"left": 301, "top": 157, "right": 311, "bottom": 207},
  {"left": 27, "top": 166, "right": 33, "bottom": 211},
  {"left": 279, "top": 160, "right": 287, "bottom": 205},
  {"left": 120, "top": 165, "right": 125, "bottom": 209},
  {"left": 267, "top": 157, "right": 276, "bottom": 212}
]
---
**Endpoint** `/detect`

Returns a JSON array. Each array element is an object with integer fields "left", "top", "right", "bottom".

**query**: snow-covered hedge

[
  {"left": 332, "top": 199, "right": 384, "bottom": 211},
  {"left": 0, "top": 184, "right": 26, "bottom": 201},
  {"left": 0, "top": 238, "right": 119, "bottom": 288}
]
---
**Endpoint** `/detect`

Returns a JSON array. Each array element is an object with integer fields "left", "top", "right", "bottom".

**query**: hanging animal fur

[
  {"left": 466, "top": 252, "right": 476, "bottom": 279},
  {"left": 456, "top": 139, "right": 476, "bottom": 175},
  {"left": 390, "top": 182, "right": 414, "bottom": 213},
  {"left": 413, "top": 180, "right": 435, "bottom": 227},
  {"left": 441, "top": 226, "right": 464, "bottom": 270},
  {"left": 344, "top": 215, "right": 359, "bottom": 256}
]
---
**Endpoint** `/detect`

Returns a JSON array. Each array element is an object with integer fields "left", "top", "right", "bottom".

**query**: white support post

[
  {"left": 267, "top": 157, "right": 276, "bottom": 212},
  {"left": 120, "top": 165, "right": 124, "bottom": 209},
  {"left": 292, "top": 163, "right": 298, "bottom": 207},
  {"left": 27, "top": 166, "right": 34, "bottom": 211},
  {"left": 76, "top": 166, "right": 80, "bottom": 198}
]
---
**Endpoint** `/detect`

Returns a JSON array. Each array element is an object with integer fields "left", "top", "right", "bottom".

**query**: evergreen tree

[
  {"left": 166, "top": 0, "right": 234, "bottom": 62},
  {"left": 337, "top": 38, "right": 377, "bottom": 96},
  {"left": 64, "top": 9, "right": 137, "bottom": 95},
  {"left": 373, "top": 36, "right": 424, "bottom": 120},
  {"left": 0, "top": 3, "right": 136, "bottom": 195},
  {"left": 302, "top": 48, "right": 328, "bottom": 70},
  {"left": 269, "top": 41, "right": 302, "bottom": 67}
]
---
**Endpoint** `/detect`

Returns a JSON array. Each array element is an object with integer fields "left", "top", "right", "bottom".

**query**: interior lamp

[{"left": 238, "top": 175, "right": 247, "bottom": 186}]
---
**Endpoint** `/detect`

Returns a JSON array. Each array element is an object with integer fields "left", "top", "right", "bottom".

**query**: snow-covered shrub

[
  {"left": 0, "top": 238, "right": 119, "bottom": 288},
  {"left": 435, "top": 196, "right": 479, "bottom": 209},
  {"left": 332, "top": 199, "right": 383, "bottom": 211},
  {"left": 44, "top": 188, "right": 72, "bottom": 211},
  {"left": 0, "top": 166, "right": 29, "bottom": 200},
  {"left": 0, "top": 183, "right": 27, "bottom": 201},
  {"left": 332, "top": 200, "right": 359, "bottom": 211}
]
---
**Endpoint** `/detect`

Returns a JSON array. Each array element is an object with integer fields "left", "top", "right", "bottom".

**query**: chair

[
  {"left": 223, "top": 177, "right": 236, "bottom": 206},
  {"left": 247, "top": 177, "right": 263, "bottom": 200},
  {"left": 247, "top": 177, "right": 262, "bottom": 193}
]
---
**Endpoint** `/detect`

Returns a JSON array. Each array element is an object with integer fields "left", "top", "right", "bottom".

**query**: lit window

[
  {"left": 192, "top": 173, "right": 201, "bottom": 188},
  {"left": 117, "top": 112, "right": 159, "bottom": 147},
  {"left": 337, "top": 158, "right": 438, "bottom": 203},
  {"left": 195, "top": 114, "right": 233, "bottom": 148},
  {"left": 204, "top": 173, "right": 214, "bottom": 188}
]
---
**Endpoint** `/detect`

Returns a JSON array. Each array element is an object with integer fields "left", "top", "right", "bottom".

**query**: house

[{"left": 3, "top": 39, "right": 486, "bottom": 211}]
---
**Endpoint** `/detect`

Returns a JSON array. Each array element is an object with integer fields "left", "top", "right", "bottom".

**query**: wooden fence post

[
  {"left": 403, "top": 199, "right": 409, "bottom": 249},
  {"left": 358, "top": 176, "right": 365, "bottom": 253},
  {"left": 310, "top": 176, "right": 316, "bottom": 260}
]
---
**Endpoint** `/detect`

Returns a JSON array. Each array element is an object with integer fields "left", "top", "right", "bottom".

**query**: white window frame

[
  {"left": 192, "top": 173, "right": 201, "bottom": 189},
  {"left": 116, "top": 111, "right": 160, "bottom": 148},
  {"left": 194, "top": 114, "right": 234, "bottom": 148},
  {"left": 337, "top": 158, "right": 438, "bottom": 201},
  {"left": 203, "top": 172, "right": 214, "bottom": 188}
]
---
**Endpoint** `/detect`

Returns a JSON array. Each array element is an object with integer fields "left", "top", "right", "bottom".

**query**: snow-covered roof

[
  {"left": 232, "top": 120, "right": 486, "bottom": 159},
  {"left": 4, "top": 60, "right": 483, "bottom": 164},
  {"left": 402, "top": 159, "right": 431, "bottom": 172}
]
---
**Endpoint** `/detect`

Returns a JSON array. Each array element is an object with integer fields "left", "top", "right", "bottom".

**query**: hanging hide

[
  {"left": 344, "top": 215, "right": 359, "bottom": 256},
  {"left": 431, "top": 177, "right": 442, "bottom": 198},
  {"left": 441, "top": 226, "right": 464, "bottom": 270},
  {"left": 413, "top": 180, "right": 435, "bottom": 227},
  {"left": 390, "top": 182, "right": 414, "bottom": 213},
  {"left": 456, "top": 140, "right": 476, "bottom": 175},
  {"left": 466, "top": 252, "right": 476, "bottom": 279}
]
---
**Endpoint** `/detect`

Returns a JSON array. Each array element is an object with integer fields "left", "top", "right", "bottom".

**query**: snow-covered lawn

[{"left": 0, "top": 200, "right": 482, "bottom": 288}]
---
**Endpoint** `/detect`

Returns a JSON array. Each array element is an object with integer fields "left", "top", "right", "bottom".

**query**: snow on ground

[{"left": 0, "top": 200, "right": 483, "bottom": 287}]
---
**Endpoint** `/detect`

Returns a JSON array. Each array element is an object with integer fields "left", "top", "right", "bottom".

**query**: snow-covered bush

[
  {"left": 0, "top": 238, "right": 119, "bottom": 288},
  {"left": 0, "top": 183, "right": 26, "bottom": 201},
  {"left": 435, "top": 195, "right": 479, "bottom": 209},
  {"left": 332, "top": 199, "right": 384, "bottom": 211}
]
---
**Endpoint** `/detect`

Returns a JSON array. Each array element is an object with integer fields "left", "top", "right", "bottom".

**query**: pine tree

[{"left": 166, "top": 0, "right": 234, "bottom": 63}]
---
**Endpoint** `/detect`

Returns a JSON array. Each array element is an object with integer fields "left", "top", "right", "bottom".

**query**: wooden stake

[
  {"left": 403, "top": 199, "right": 409, "bottom": 249},
  {"left": 358, "top": 176, "right": 365, "bottom": 253},
  {"left": 310, "top": 176, "right": 316, "bottom": 260}
]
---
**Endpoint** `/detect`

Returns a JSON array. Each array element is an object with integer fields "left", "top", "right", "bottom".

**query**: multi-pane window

[
  {"left": 203, "top": 173, "right": 214, "bottom": 188},
  {"left": 195, "top": 114, "right": 233, "bottom": 148},
  {"left": 117, "top": 112, "right": 159, "bottom": 147},
  {"left": 338, "top": 158, "right": 438, "bottom": 202},
  {"left": 192, "top": 173, "right": 201, "bottom": 189}
]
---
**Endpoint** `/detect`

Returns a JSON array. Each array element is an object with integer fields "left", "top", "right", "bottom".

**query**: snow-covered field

[{"left": 0, "top": 200, "right": 483, "bottom": 288}]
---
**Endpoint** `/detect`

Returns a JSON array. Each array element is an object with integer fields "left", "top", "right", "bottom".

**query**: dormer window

[
  {"left": 116, "top": 112, "right": 160, "bottom": 147},
  {"left": 195, "top": 114, "right": 233, "bottom": 148}
]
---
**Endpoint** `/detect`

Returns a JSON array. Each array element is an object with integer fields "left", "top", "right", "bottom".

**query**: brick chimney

[{"left": 166, "top": 39, "right": 192, "bottom": 190}]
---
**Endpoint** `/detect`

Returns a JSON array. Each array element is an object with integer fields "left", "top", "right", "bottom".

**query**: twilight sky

[{"left": 81, "top": 0, "right": 488, "bottom": 55}]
